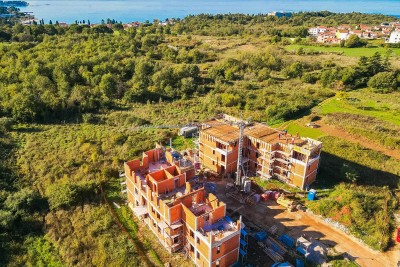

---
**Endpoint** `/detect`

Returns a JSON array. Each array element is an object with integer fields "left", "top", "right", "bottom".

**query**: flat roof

[
  {"left": 201, "top": 216, "right": 238, "bottom": 241},
  {"left": 201, "top": 118, "right": 321, "bottom": 150},
  {"left": 246, "top": 123, "right": 307, "bottom": 146},
  {"left": 202, "top": 120, "right": 240, "bottom": 143}
]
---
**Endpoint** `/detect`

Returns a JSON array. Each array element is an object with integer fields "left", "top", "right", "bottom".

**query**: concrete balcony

[
  {"left": 290, "top": 157, "right": 306, "bottom": 166},
  {"left": 216, "top": 147, "right": 233, "bottom": 155}
]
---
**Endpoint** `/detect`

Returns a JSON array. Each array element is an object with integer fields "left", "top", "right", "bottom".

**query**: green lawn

[
  {"left": 285, "top": 44, "right": 400, "bottom": 57},
  {"left": 170, "top": 136, "right": 196, "bottom": 150},
  {"left": 319, "top": 91, "right": 400, "bottom": 126},
  {"left": 286, "top": 122, "right": 325, "bottom": 139}
]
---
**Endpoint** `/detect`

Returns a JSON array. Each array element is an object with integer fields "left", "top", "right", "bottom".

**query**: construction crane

[
  {"left": 235, "top": 120, "right": 245, "bottom": 187},
  {"left": 236, "top": 116, "right": 253, "bottom": 191}
]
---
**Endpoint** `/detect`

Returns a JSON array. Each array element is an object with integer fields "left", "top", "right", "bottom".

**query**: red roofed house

[{"left": 336, "top": 30, "right": 350, "bottom": 40}]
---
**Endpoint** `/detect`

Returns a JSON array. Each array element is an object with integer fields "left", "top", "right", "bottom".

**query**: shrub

[
  {"left": 46, "top": 183, "right": 98, "bottom": 210},
  {"left": 82, "top": 113, "right": 99, "bottom": 124},
  {"left": 301, "top": 73, "right": 318, "bottom": 84},
  {"left": 345, "top": 34, "right": 367, "bottom": 48},
  {"left": 283, "top": 62, "right": 303, "bottom": 78},
  {"left": 220, "top": 93, "right": 241, "bottom": 107},
  {"left": 0, "top": 117, "right": 13, "bottom": 134},
  {"left": 368, "top": 72, "right": 398, "bottom": 93}
]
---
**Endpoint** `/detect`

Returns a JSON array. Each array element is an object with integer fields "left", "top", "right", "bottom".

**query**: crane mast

[{"left": 236, "top": 121, "right": 245, "bottom": 187}]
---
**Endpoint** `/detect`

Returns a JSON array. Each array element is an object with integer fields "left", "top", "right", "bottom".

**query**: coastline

[{"left": 18, "top": 0, "right": 400, "bottom": 24}]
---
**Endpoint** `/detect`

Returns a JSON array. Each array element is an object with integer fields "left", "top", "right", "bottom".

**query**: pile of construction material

[
  {"left": 296, "top": 236, "right": 328, "bottom": 265},
  {"left": 245, "top": 224, "right": 306, "bottom": 266},
  {"left": 204, "top": 182, "right": 216, "bottom": 193},
  {"left": 225, "top": 183, "right": 260, "bottom": 205},
  {"left": 261, "top": 190, "right": 280, "bottom": 201},
  {"left": 255, "top": 231, "right": 293, "bottom": 264},
  {"left": 277, "top": 196, "right": 296, "bottom": 212},
  {"left": 260, "top": 190, "right": 297, "bottom": 211}
]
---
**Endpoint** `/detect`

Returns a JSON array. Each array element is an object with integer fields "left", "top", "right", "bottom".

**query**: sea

[{"left": 20, "top": 0, "right": 400, "bottom": 24}]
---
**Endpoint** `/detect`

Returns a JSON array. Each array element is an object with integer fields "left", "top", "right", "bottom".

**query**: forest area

[{"left": 0, "top": 11, "right": 399, "bottom": 266}]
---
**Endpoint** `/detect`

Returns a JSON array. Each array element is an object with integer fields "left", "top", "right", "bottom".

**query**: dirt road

[
  {"left": 317, "top": 120, "right": 400, "bottom": 161},
  {"left": 216, "top": 180, "right": 399, "bottom": 267},
  {"left": 275, "top": 209, "right": 399, "bottom": 267}
]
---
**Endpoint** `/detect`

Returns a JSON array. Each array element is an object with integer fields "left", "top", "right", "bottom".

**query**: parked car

[{"left": 397, "top": 228, "right": 400, "bottom": 243}]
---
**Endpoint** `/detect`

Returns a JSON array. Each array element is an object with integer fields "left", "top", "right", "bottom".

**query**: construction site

[
  {"left": 121, "top": 114, "right": 362, "bottom": 267},
  {"left": 198, "top": 114, "right": 322, "bottom": 191}
]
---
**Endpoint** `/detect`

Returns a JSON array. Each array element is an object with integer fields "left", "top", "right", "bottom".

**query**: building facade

[
  {"left": 199, "top": 115, "right": 322, "bottom": 190},
  {"left": 388, "top": 30, "right": 400, "bottom": 43},
  {"left": 308, "top": 26, "right": 327, "bottom": 37},
  {"left": 125, "top": 144, "right": 241, "bottom": 267}
]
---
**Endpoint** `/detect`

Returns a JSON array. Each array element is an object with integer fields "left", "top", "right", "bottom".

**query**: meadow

[
  {"left": 286, "top": 44, "right": 400, "bottom": 57},
  {"left": 319, "top": 90, "right": 400, "bottom": 126}
]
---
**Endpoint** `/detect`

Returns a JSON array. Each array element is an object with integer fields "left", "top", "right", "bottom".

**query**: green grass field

[
  {"left": 318, "top": 90, "right": 400, "bottom": 126},
  {"left": 170, "top": 136, "right": 196, "bottom": 150},
  {"left": 286, "top": 44, "right": 400, "bottom": 57},
  {"left": 286, "top": 122, "right": 325, "bottom": 139}
]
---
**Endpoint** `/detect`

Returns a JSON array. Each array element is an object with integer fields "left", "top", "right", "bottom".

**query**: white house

[
  {"left": 308, "top": 26, "right": 327, "bottom": 37},
  {"left": 336, "top": 30, "right": 350, "bottom": 40},
  {"left": 388, "top": 30, "right": 400, "bottom": 44}
]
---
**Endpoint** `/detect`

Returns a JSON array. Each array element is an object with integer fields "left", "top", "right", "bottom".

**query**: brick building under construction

[
  {"left": 124, "top": 114, "right": 322, "bottom": 267},
  {"left": 199, "top": 114, "right": 322, "bottom": 190},
  {"left": 124, "top": 145, "right": 242, "bottom": 267}
]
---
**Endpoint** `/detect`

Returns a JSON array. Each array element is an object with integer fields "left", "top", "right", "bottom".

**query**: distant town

[
  {"left": 20, "top": 15, "right": 400, "bottom": 45},
  {"left": 309, "top": 21, "right": 400, "bottom": 44},
  {"left": 20, "top": 18, "right": 177, "bottom": 28},
  {"left": 0, "top": 0, "right": 28, "bottom": 7}
]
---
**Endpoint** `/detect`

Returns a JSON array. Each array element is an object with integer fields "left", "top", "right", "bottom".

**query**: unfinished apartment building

[
  {"left": 199, "top": 115, "right": 322, "bottom": 190},
  {"left": 124, "top": 144, "right": 242, "bottom": 267}
]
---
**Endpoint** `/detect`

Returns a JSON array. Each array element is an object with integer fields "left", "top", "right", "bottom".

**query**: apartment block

[
  {"left": 125, "top": 144, "right": 241, "bottom": 267},
  {"left": 199, "top": 115, "right": 322, "bottom": 190}
]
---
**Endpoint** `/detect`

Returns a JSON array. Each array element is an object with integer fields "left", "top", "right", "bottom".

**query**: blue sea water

[{"left": 20, "top": 0, "right": 400, "bottom": 24}]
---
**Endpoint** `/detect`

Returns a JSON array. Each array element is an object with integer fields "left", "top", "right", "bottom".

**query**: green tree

[
  {"left": 99, "top": 74, "right": 117, "bottom": 98},
  {"left": 4, "top": 188, "right": 43, "bottom": 213},
  {"left": 46, "top": 184, "right": 80, "bottom": 210},
  {"left": 283, "top": 62, "right": 303, "bottom": 78},
  {"left": 0, "top": 210, "right": 14, "bottom": 230},
  {"left": 8, "top": 90, "right": 39, "bottom": 121},
  {"left": 180, "top": 77, "right": 196, "bottom": 96},
  {"left": 368, "top": 72, "right": 398, "bottom": 93},
  {"left": 24, "top": 236, "right": 63, "bottom": 267},
  {"left": 345, "top": 34, "right": 367, "bottom": 48}
]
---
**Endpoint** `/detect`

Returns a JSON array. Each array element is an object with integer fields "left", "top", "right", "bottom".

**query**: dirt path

[
  {"left": 216, "top": 179, "right": 400, "bottom": 267},
  {"left": 275, "top": 209, "right": 400, "bottom": 267},
  {"left": 317, "top": 120, "right": 400, "bottom": 161}
]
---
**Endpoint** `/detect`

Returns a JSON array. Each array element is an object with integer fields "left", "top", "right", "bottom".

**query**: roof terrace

[
  {"left": 190, "top": 201, "right": 213, "bottom": 216},
  {"left": 199, "top": 216, "right": 239, "bottom": 241},
  {"left": 158, "top": 185, "right": 187, "bottom": 207}
]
